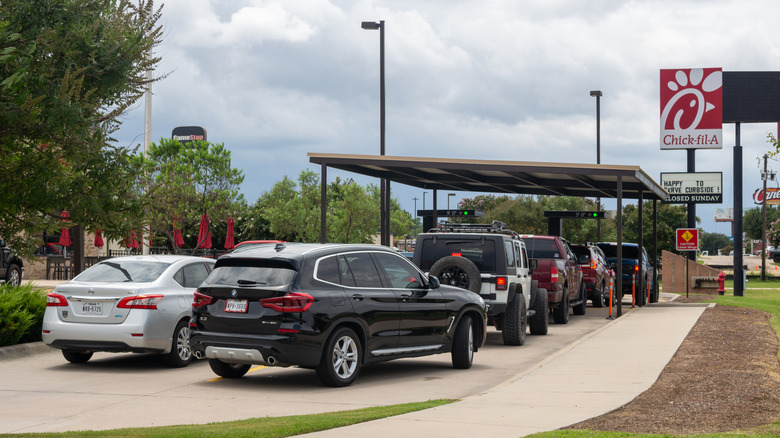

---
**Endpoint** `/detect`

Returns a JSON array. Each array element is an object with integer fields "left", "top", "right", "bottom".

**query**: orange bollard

[
  {"left": 647, "top": 276, "right": 651, "bottom": 304},
  {"left": 631, "top": 274, "right": 636, "bottom": 307},
  {"left": 607, "top": 276, "right": 614, "bottom": 319}
]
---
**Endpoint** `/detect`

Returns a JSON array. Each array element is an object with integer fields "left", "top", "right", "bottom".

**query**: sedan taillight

[
  {"left": 192, "top": 290, "right": 216, "bottom": 308},
  {"left": 260, "top": 292, "right": 314, "bottom": 312},
  {"left": 117, "top": 295, "right": 163, "bottom": 309},
  {"left": 46, "top": 293, "right": 68, "bottom": 307}
]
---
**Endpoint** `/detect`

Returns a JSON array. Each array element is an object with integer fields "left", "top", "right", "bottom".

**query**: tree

[
  {"left": 743, "top": 206, "right": 780, "bottom": 241},
  {"left": 0, "top": 0, "right": 164, "bottom": 254},
  {"left": 700, "top": 231, "right": 731, "bottom": 255},
  {"left": 131, "top": 139, "right": 246, "bottom": 253},
  {"left": 622, "top": 202, "right": 690, "bottom": 255}
]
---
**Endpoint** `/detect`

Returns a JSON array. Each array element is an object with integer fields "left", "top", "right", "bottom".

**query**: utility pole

[{"left": 762, "top": 153, "right": 768, "bottom": 281}]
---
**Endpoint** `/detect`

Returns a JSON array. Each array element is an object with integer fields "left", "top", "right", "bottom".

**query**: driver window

[{"left": 374, "top": 252, "right": 425, "bottom": 289}]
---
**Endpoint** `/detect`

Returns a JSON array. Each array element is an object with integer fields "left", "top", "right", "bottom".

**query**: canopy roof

[{"left": 308, "top": 153, "right": 667, "bottom": 201}]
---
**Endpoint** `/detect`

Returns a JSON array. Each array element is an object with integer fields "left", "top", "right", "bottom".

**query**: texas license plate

[
  {"left": 81, "top": 302, "right": 103, "bottom": 315},
  {"left": 225, "top": 299, "right": 248, "bottom": 313}
]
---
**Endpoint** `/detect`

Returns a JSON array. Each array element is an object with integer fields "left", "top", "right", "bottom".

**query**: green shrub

[{"left": 0, "top": 283, "right": 47, "bottom": 346}]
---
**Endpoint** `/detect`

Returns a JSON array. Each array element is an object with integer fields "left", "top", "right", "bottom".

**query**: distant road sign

[{"left": 661, "top": 172, "right": 722, "bottom": 203}]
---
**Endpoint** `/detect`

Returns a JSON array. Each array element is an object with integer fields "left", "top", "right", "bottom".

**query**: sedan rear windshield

[{"left": 75, "top": 261, "right": 171, "bottom": 283}]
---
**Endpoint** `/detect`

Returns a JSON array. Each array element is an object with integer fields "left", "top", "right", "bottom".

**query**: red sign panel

[
  {"left": 753, "top": 188, "right": 780, "bottom": 205},
  {"left": 676, "top": 228, "right": 699, "bottom": 251},
  {"left": 660, "top": 68, "right": 723, "bottom": 150}
]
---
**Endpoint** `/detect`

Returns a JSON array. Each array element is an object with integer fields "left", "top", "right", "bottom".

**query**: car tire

[
  {"left": 317, "top": 327, "right": 362, "bottom": 387},
  {"left": 451, "top": 316, "right": 474, "bottom": 369},
  {"left": 6, "top": 264, "right": 21, "bottom": 286},
  {"left": 429, "top": 256, "right": 482, "bottom": 293},
  {"left": 163, "top": 320, "right": 193, "bottom": 368},
  {"left": 502, "top": 291, "right": 526, "bottom": 346},
  {"left": 62, "top": 349, "right": 92, "bottom": 364},
  {"left": 573, "top": 282, "right": 587, "bottom": 315},
  {"left": 209, "top": 359, "right": 251, "bottom": 378},
  {"left": 592, "top": 281, "right": 605, "bottom": 308},
  {"left": 529, "top": 287, "right": 548, "bottom": 335},
  {"left": 552, "top": 288, "right": 569, "bottom": 324}
]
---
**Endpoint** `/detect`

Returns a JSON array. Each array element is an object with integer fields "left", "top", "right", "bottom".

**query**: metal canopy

[{"left": 308, "top": 153, "right": 667, "bottom": 201}]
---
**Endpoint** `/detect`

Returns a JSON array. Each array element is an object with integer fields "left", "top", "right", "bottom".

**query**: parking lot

[{"left": 1, "top": 305, "right": 622, "bottom": 434}]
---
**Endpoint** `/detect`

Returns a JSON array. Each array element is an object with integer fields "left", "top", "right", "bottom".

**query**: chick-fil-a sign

[{"left": 660, "top": 68, "right": 723, "bottom": 150}]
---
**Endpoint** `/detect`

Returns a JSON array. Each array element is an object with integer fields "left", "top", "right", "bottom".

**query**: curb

[{"left": 0, "top": 341, "right": 52, "bottom": 360}]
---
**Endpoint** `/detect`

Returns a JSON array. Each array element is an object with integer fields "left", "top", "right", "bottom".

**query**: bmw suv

[{"left": 189, "top": 243, "right": 487, "bottom": 387}]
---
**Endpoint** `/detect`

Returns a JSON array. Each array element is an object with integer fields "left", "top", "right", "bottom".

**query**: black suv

[
  {"left": 190, "top": 243, "right": 487, "bottom": 387},
  {"left": 412, "top": 221, "right": 549, "bottom": 346},
  {"left": 0, "top": 239, "right": 23, "bottom": 286}
]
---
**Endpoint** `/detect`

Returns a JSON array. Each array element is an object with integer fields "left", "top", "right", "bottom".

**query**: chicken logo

[{"left": 660, "top": 68, "right": 723, "bottom": 150}]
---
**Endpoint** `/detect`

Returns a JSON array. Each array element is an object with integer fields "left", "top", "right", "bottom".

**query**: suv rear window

[
  {"left": 598, "top": 244, "right": 639, "bottom": 259},
  {"left": 419, "top": 239, "right": 496, "bottom": 272},
  {"left": 206, "top": 259, "right": 296, "bottom": 287},
  {"left": 524, "top": 239, "right": 560, "bottom": 259}
]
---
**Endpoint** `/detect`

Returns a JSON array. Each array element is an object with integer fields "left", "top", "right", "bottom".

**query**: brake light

[
  {"left": 117, "top": 295, "right": 163, "bottom": 309},
  {"left": 635, "top": 265, "right": 640, "bottom": 272},
  {"left": 551, "top": 266, "right": 559, "bottom": 283},
  {"left": 192, "top": 291, "right": 216, "bottom": 308},
  {"left": 261, "top": 292, "right": 314, "bottom": 312},
  {"left": 451, "top": 252, "right": 463, "bottom": 257},
  {"left": 46, "top": 293, "right": 68, "bottom": 307},
  {"left": 495, "top": 276, "right": 507, "bottom": 290},
  {"left": 590, "top": 260, "right": 597, "bottom": 269}
]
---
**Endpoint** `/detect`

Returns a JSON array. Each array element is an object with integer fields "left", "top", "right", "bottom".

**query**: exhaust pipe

[
  {"left": 194, "top": 351, "right": 203, "bottom": 359},
  {"left": 267, "top": 356, "right": 277, "bottom": 365}
]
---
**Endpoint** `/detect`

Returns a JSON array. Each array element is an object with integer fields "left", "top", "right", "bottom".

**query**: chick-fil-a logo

[{"left": 660, "top": 68, "right": 723, "bottom": 150}]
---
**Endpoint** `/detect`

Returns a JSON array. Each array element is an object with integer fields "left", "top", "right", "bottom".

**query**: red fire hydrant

[{"left": 717, "top": 271, "right": 726, "bottom": 295}]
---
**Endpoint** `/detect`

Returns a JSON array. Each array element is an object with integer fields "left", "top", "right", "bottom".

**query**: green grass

[
  {"left": 528, "top": 282, "right": 780, "bottom": 438},
  {"left": 0, "top": 400, "right": 454, "bottom": 437}
]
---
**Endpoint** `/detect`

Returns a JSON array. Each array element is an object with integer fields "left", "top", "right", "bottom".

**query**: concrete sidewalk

[{"left": 299, "top": 299, "right": 711, "bottom": 437}]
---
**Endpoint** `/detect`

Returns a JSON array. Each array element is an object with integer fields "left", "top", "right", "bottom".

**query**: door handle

[{"left": 351, "top": 294, "right": 365, "bottom": 301}]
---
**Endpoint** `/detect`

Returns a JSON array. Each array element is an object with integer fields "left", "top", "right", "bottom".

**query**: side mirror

[
  {"left": 0, "top": 239, "right": 5, "bottom": 247},
  {"left": 427, "top": 275, "right": 440, "bottom": 289},
  {"left": 529, "top": 259, "right": 538, "bottom": 271},
  {"left": 609, "top": 261, "right": 617, "bottom": 269}
]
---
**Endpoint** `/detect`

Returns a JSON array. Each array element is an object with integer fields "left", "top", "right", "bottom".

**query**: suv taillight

[
  {"left": 46, "top": 293, "right": 68, "bottom": 307},
  {"left": 117, "top": 295, "right": 163, "bottom": 309},
  {"left": 551, "top": 266, "right": 559, "bottom": 283},
  {"left": 261, "top": 292, "right": 314, "bottom": 312},
  {"left": 590, "top": 260, "right": 597, "bottom": 269},
  {"left": 495, "top": 276, "right": 507, "bottom": 290},
  {"left": 193, "top": 290, "right": 216, "bottom": 308}
]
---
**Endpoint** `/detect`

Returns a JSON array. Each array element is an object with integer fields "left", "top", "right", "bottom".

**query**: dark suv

[
  {"left": 412, "top": 221, "right": 549, "bottom": 346},
  {"left": 190, "top": 243, "right": 487, "bottom": 387},
  {"left": 0, "top": 239, "right": 23, "bottom": 286},
  {"left": 596, "top": 242, "right": 656, "bottom": 305}
]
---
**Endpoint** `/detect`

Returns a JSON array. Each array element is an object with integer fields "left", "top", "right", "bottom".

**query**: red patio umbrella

[
  {"left": 197, "top": 214, "right": 212, "bottom": 249},
  {"left": 58, "top": 210, "right": 71, "bottom": 247},
  {"left": 173, "top": 227, "right": 185, "bottom": 248},
  {"left": 125, "top": 230, "right": 139, "bottom": 249},
  {"left": 94, "top": 230, "right": 104, "bottom": 248},
  {"left": 224, "top": 217, "right": 235, "bottom": 250}
]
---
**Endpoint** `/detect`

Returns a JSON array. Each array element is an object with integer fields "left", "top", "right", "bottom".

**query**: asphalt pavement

[{"left": 297, "top": 296, "right": 711, "bottom": 437}]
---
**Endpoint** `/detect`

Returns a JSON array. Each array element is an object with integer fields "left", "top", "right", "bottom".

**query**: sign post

[{"left": 676, "top": 228, "right": 699, "bottom": 297}]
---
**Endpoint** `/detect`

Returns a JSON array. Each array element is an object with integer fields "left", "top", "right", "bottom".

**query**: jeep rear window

[
  {"left": 524, "top": 239, "right": 560, "bottom": 259},
  {"left": 419, "top": 239, "right": 496, "bottom": 272}
]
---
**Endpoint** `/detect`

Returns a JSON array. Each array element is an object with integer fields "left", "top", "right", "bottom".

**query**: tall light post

[
  {"left": 361, "top": 20, "right": 389, "bottom": 246},
  {"left": 447, "top": 193, "right": 456, "bottom": 209},
  {"left": 590, "top": 90, "right": 602, "bottom": 241}
]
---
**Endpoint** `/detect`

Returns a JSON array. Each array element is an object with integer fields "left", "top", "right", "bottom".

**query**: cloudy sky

[{"left": 115, "top": 0, "right": 780, "bottom": 237}]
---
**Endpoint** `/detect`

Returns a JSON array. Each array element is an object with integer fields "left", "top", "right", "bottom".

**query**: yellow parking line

[{"left": 206, "top": 365, "right": 266, "bottom": 382}]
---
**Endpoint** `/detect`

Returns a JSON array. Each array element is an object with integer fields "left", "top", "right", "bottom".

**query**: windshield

[
  {"left": 74, "top": 261, "right": 171, "bottom": 283},
  {"left": 524, "top": 238, "right": 560, "bottom": 259}
]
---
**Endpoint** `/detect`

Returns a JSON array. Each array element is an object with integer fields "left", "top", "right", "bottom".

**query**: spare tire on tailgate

[{"left": 429, "top": 256, "right": 482, "bottom": 293}]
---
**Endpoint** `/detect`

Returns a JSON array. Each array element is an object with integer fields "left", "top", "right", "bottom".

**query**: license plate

[
  {"left": 225, "top": 299, "right": 248, "bottom": 313},
  {"left": 81, "top": 302, "right": 103, "bottom": 315}
]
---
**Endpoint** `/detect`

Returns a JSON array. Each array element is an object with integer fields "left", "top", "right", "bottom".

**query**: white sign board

[{"left": 660, "top": 172, "right": 722, "bottom": 203}]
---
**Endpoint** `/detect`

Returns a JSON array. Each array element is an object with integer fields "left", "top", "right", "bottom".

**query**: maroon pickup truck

[{"left": 520, "top": 235, "right": 585, "bottom": 324}]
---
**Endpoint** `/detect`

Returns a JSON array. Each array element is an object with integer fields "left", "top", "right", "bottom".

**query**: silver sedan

[{"left": 42, "top": 255, "right": 215, "bottom": 367}]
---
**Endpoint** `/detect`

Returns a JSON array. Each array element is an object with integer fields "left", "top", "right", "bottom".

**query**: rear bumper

[{"left": 190, "top": 330, "right": 321, "bottom": 368}]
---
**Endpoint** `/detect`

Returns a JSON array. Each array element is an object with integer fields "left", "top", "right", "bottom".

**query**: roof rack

[{"left": 429, "top": 220, "right": 520, "bottom": 238}]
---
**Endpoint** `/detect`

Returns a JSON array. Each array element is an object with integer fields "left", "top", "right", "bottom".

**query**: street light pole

[
  {"left": 590, "top": 90, "right": 602, "bottom": 241},
  {"left": 362, "top": 20, "right": 389, "bottom": 246}
]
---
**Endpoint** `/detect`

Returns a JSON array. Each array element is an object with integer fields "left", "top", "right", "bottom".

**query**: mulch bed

[{"left": 566, "top": 297, "right": 780, "bottom": 435}]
